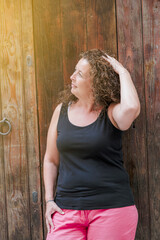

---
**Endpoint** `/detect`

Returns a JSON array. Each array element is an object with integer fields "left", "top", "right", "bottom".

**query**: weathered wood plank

[
  {"left": 0, "top": 0, "right": 30, "bottom": 239},
  {"left": 60, "top": 0, "right": 87, "bottom": 84},
  {"left": 0, "top": 97, "right": 8, "bottom": 239},
  {"left": 116, "top": 0, "right": 150, "bottom": 239},
  {"left": 86, "top": 0, "right": 117, "bottom": 54},
  {"left": 142, "top": 0, "right": 160, "bottom": 239},
  {"left": 21, "top": 0, "right": 43, "bottom": 239},
  {"left": 0, "top": 5, "right": 8, "bottom": 238},
  {"left": 32, "top": 0, "right": 64, "bottom": 237}
]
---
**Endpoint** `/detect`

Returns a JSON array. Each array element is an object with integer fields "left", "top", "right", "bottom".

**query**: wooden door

[
  {"left": 0, "top": 0, "right": 160, "bottom": 239},
  {"left": 0, "top": 0, "right": 43, "bottom": 239}
]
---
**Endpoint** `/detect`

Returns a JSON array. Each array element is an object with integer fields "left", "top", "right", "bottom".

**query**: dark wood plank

[
  {"left": 32, "top": 0, "right": 64, "bottom": 237},
  {"left": 60, "top": 0, "right": 87, "bottom": 84},
  {"left": 0, "top": 0, "right": 31, "bottom": 239},
  {"left": 86, "top": 0, "right": 117, "bottom": 54},
  {"left": 116, "top": 0, "right": 150, "bottom": 239},
  {"left": 142, "top": 0, "right": 160, "bottom": 239},
  {"left": 21, "top": 0, "right": 43, "bottom": 239}
]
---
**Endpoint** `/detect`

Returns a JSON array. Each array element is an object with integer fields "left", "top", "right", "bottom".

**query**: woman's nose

[{"left": 70, "top": 72, "right": 75, "bottom": 81}]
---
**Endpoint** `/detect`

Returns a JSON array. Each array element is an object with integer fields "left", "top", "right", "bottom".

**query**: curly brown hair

[{"left": 57, "top": 49, "right": 120, "bottom": 110}]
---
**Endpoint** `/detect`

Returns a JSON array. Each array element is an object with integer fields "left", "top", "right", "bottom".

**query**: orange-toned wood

[
  {"left": 116, "top": 0, "right": 150, "bottom": 239},
  {"left": 142, "top": 0, "right": 160, "bottom": 239},
  {"left": 0, "top": 0, "right": 31, "bottom": 238},
  {"left": 0, "top": 0, "right": 43, "bottom": 239},
  {"left": 0, "top": 103, "right": 8, "bottom": 239},
  {"left": 86, "top": 0, "right": 117, "bottom": 54},
  {"left": 21, "top": 0, "right": 43, "bottom": 239},
  {"left": 32, "top": 0, "right": 64, "bottom": 237},
  {"left": 60, "top": 0, "right": 87, "bottom": 84}
]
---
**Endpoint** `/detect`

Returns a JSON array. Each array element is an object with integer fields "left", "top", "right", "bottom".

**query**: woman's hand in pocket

[{"left": 45, "top": 200, "right": 65, "bottom": 233}]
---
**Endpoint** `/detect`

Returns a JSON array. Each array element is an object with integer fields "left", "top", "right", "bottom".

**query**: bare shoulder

[
  {"left": 53, "top": 102, "right": 63, "bottom": 118},
  {"left": 54, "top": 102, "right": 63, "bottom": 115},
  {"left": 49, "top": 103, "right": 63, "bottom": 129},
  {"left": 45, "top": 103, "right": 63, "bottom": 165},
  {"left": 107, "top": 103, "right": 121, "bottom": 130}
]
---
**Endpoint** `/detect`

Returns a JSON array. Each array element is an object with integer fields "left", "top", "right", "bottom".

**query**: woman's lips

[{"left": 71, "top": 83, "right": 77, "bottom": 88}]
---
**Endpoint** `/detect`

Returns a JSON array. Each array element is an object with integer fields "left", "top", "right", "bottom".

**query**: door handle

[{"left": 0, "top": 118, "right": 12, "bottom": 135}]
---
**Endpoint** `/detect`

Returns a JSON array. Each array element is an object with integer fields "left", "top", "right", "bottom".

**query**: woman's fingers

[
  {"left": 56, "top": 206, "right": 65, "bottom": 215},
  {"left": 47, "top": 201, "right": 65, "bottom": 215},
  {"left": 103, "top": 53, "right": 109, "bottom": 58},
  {"left": 45, "top": 202, "right": 65, "bottom": 234},
  {"left": 46, "top": 219, "right": 50, "bottom": 233},
  {"left": 102, "top": 55, "right": 116, "bottom": 68},
  {"left": 102, "top": 55, "right": 109, "bottom": 60},
  {"left": 102, "top": 55, "right": 113, "bottom": 64},
  {"left": 102, "top": 54, "right": 114, "bottom": 61},
  {"left": 102, "top": 55, "right": 126, "bottom": 75},
  {"left": 46, "top": 218, "right": 54, "bottom": 233},
  {"left": 47, "top": 214, "right": 54, "bottom": 230},
  {"left": 45, "top": 211, "right": 54, "bottom": 233}
]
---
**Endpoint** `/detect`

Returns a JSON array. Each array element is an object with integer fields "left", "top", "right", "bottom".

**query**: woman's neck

[{"left": 72, "top": 99, "right": 102, "bottom": 113}]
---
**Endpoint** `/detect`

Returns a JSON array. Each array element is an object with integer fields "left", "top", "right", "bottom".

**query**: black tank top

[{"left": 54, "top": 103, "right": 135, "bottom": 210}]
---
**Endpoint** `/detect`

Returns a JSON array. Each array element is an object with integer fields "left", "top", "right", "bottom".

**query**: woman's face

[{"left": 70, "top": 58, "right": 93, "bottom": 99}]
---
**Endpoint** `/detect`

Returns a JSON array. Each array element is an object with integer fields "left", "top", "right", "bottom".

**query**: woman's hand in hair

[{"left": 102, "top": 54, "right": 128, "bottom": 76}]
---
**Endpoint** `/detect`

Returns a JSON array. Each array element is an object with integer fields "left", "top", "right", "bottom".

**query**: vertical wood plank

[
  {"left": 60, "top": 0, "right": 87, "bottom": 84},
  {"left": 21, "top": 0, "right": 43, "bottom": 239},
  {"left": 32, "top": 0, "right": 64, "bottom": 237},
  {"left": 142, "top": 0, "right": 160, "bottom": 239},
  {"left": 0, "top": 0, "right": 31, "bottom": 239},
  {"left": 86, "top": 0, "right": 117, "bottom": 54},
  {"left": 0, "top": 4, "right": 8, "bottom": 238},
  {"left": 116, "top": 0, "right": 150, "bottom": 239},
  {"left": 0, "top": 94, "right": 8, "bottom": 238}
]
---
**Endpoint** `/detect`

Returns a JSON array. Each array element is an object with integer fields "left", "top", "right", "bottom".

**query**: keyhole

[{"left": 26, "top": 55, "right": 32, "bottom": 67}]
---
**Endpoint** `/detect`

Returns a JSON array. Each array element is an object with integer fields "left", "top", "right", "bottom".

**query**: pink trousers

[{"left": 46, "top": 205, "right": 138, "bottom": 240}]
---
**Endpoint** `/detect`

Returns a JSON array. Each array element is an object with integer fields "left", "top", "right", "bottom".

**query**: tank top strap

[{"left": 57, "top": 103, "right": 68, "bottom": 130}]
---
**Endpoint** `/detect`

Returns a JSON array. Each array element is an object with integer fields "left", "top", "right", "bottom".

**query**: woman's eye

[{"left": 74, "top": 69, "right": 82, "bottom": 77}]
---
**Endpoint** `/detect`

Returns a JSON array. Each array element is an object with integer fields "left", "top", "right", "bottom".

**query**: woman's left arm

[{"left": 103, "top": 54, "right": 141, "bottom": 131}]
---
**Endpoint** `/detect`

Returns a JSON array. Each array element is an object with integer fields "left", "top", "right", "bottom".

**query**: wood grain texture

[
  {"left": 0, "top": 3, "right": 8, "bottom": 237},
  {"left": 0, "top": 91, "right": 8, "bottom": 239},
  {"left": 32, "top": 0, "right": 64, "bottom": 237},
  {"left": 1, "top": 0, "right": 160, "bottom": 239},
  {"left": 21, "top": 0, "right": 43, "bottom": 239},
  {"left": 60, "top": 0, "right": 87, "bottom": 84},
  {"left": 116, "top": 0, "right": 150, "bottom": 239},
  {"left": 0, "top": 0, "right": 30, "bottom": 239},
  {"left": 0, "top": 150, "right": 8, "bottom": 240},
  {"left": 86, "top": 0, "right": 117, "bottom": 54},
  {"left": 142, "top": 0, "right": 160, "bottom": 239}
]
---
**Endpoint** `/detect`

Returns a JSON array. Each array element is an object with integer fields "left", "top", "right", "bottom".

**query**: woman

[{"left": 44, "top": 49, "right": 140, "bottom": 240}]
